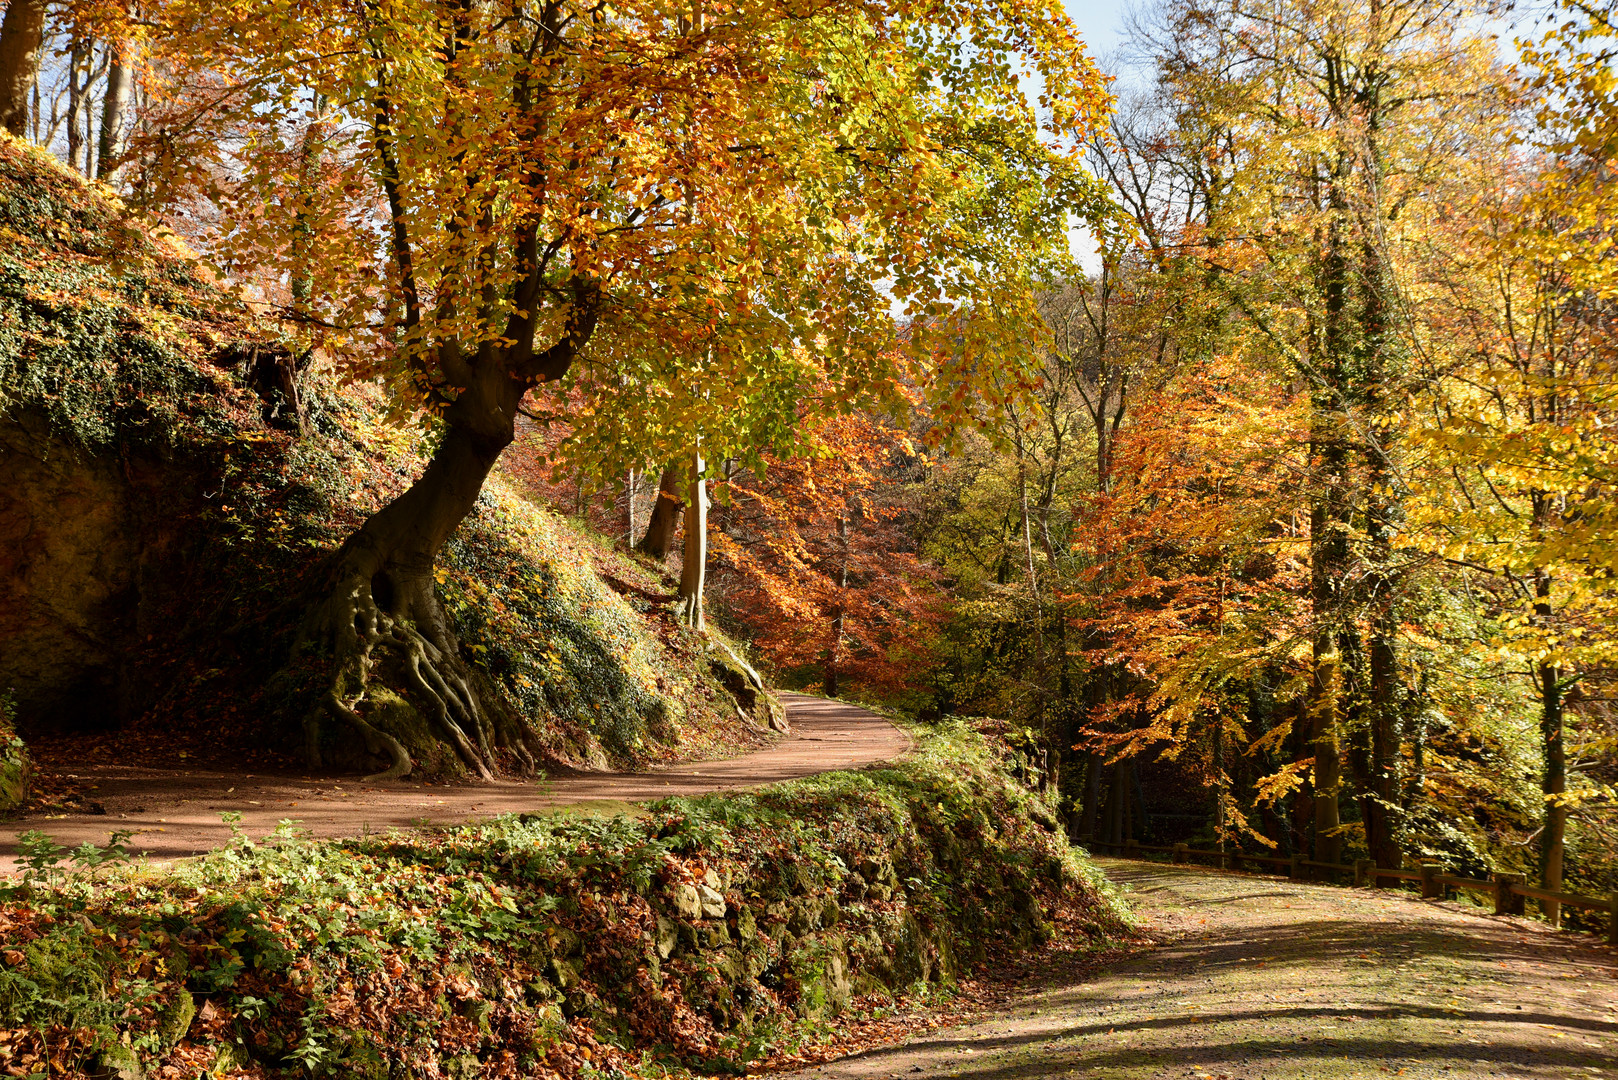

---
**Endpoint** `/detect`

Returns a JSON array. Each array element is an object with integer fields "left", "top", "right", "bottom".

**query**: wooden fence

[{"left": 1089, "top": 838, "right": 1618, "bottom": 946}]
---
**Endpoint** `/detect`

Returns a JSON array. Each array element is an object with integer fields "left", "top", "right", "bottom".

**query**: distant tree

[{"left": 711, "top": 400, "right": 943, "bottom": 698}]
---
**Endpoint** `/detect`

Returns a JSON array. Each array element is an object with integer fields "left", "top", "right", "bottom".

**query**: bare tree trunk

[
  {"left": 639, "top": 464, "right": 684, "bottom": 559},
  {"left": 293, "top": 286, "right": 600, "bottom": 781},
  {"left": 0, "top": 0, "right": 46, "bottom": 137},
  {"left": 67, "top": 33, "right": 89, "bottom": 174},
  {"left": 676, "top": 450, "right": 707, "bottom": 631},
  {"left": 96, "top": 23, "right": 133, "bottom": 181},
  {"left": 299, "top": 369, "right": 531, "bottom": 781},
  {"left": 625, "top": 468, "right": 637, "bottom": 546},
  {"left": 824, "top": 512, "right": 850, "bottom": 696},
  {"left": 1535, "top": 566, "right": 1567, "bottom": 927}
]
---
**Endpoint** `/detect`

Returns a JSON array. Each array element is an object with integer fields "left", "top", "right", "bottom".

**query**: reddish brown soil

[
  {"left": 772, "top": 859, "right": 1618, "bottom": 1080},
  {"left": 0, "top": 692, "right": 908, "bottom": 873}
]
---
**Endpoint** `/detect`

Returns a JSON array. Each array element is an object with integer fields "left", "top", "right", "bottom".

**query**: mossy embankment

[
  {"left": 0, "top": 725, "right": 1132, "bottom": 1078},
  {"left": 0, "top": 132, "right": 772, "bottom": 777}
]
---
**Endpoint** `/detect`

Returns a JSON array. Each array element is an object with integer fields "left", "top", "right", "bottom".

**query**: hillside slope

[{"left": 0, "top": 134, "right": 778, "bottom": 781}]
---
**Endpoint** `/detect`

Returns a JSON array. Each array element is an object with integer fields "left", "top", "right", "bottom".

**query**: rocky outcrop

[{"left": 0, "top": 414, "right": 207, "bottom": 732}]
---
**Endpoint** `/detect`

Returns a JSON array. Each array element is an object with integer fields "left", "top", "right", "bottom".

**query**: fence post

[
  {"left": 1492, "top": 873, "right": 1525, "bottom": 916},
  {"left": 1354, "top": 859, "right": 1373, "bottom": 888},
  {"left": 1420, "top": 863, "right": 1442, "bottom": 899},
  {"left": 1125, "top": 839, "right": 1139, "bottom": 859},
  {"left": 1289, "top": 854, "right": 1304, "bottom": 881},
  {"left": 1173, "top": 843, "right": 1187, "bottom": 864}
]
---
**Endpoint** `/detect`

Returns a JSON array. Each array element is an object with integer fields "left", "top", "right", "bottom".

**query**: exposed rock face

[{"left": 0, "top": 414, "right": 204, "bottom": 732}]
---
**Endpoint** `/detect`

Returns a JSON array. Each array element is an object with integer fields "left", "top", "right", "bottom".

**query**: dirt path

[
  {"left": 0, "top": 692, "right": 907, "bottom": 873},
  {"left": 775, "top": 858, "right": 1618, "bottom": 1080}
]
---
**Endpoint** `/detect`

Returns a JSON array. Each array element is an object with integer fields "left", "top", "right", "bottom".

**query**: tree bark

[
  {"left": 96, "top": 24, "right": 133, "bottom": 181},
  {"left": 0, "top": 0, "right": 46, "bottom": 137},
  {"left": 824, "top": 512, "right": 851, "bottom": 696},
  {"left": 1307, "top": 175, "right": 1353, "bottom": 870},
  {"left": 67, "top": 32, "right": 90, "bottom": 175},
  {"left": 625, "top": 467, "right": 637, "bottom": 546},
  {"left": 294, "top": 286, "right": 599, "bottom": 780},
  {"left": 639, "top": 464, "right": 684, "bottom": 559},
  {"left": 676, "top": 450, "right": 707, "bottom": 631},
  {"left": 1075, "top": 751, "right": 1100, "bottom": 840},
  {"left": 1535, "top": 567, "right": 1567, "bottom": 927}
]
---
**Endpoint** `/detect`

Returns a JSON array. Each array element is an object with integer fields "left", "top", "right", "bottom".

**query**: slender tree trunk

[
  {"left": 0, "top": 0, "right": 46, "bottom": 137},
  {"left": 1213, "top": 708, "right": 1226, "bottom": 856},
  {"left": 625, "top": 468, "right": 637, "bottom": 546},
  {"left": 1535, "top": 566, "right": 1566, "bottom": 927},
  {"left": 67, "top": 33, "right": 90, "bottom": 174},
  {"left": 1291, "top": 694, "right": 1315, "bottom": 857},
  {"left": 1404, "top": 669, "right": 1428, "bottom": 814},
  {"left": 677, "top": 450, "right": 707, "bottom": 631},
  {"left": 639, "top": 464, "right": 685, "bottom": 560},
  {"left": 96, "top": 24, "right": 133, "bottom": 181},
  {"left": 824, "top": 512, "right": 850, "bottom": 696}
]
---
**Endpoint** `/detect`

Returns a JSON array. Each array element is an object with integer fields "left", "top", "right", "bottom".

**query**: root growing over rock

[{"left": 296, "top": 554, "right": 538, "bottom": 782}]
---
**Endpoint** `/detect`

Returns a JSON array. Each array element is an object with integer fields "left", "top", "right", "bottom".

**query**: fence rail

[{"left": 1088, "top": 838, "right": 1618, "bottom": 945}]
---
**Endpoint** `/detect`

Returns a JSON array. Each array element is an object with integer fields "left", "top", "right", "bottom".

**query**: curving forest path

[
  {"left": 0, "top": 692, "right": 907, "bottom": 873},
  {"left": 778, "top": 859, "right": 1618, "bottom": 1080}
]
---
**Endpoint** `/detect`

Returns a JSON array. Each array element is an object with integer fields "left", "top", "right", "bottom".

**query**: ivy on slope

[
  {"left": 442, "top": 479, "right": 761, "bottom": 768},
  {"left": 0, "top": 134, "right": 764, "bottom": 770},
  {"left": 0, "top": 136, "right": 257, "bottom": 450},
  {"left": 0, "top": 725, "right": 1133, "bottom": 1079}
]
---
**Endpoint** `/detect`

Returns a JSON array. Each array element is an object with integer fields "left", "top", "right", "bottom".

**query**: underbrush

[
  {"left": 0, "top": 700, "right": 29, "bottom": 814},
  {"left": 0, "top": 725, "right": 1131, "bottom": 1078}
]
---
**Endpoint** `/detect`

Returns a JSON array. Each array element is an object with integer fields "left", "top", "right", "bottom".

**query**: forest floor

[
  {"left": 771, "top": 859, "right": 1618, "bottom": 1080},
  {"left": 0, "top": 692, "right": 907, "bottom": 873}
]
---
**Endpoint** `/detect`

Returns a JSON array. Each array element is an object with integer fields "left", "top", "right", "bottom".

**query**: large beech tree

[{"left": 138, "top": 0, "right": 1111, "bottom": 777}]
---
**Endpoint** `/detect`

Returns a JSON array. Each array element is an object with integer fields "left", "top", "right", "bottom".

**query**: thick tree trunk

[
  {"left": 294, "top": 355, "right": 559, "bottom": 781},
  {"left": 0, "top": 0, "right": 46, "bottom": 137},
  {"left": 96, "top": 28, "right": 133, "bottom": 181},
  {"left": 1365, "top": 608, "right": 1401, "bottom": 868},
  {"left": 1358, "top": 229, "right": 1404, "bottom": 872},
  {"left": 676, "top": 451, "right": 707, "bottom": 630},
  {"left": 639, "top": 464, "right": 684, "bottom": 559},
  {"left": 1073, "top": 751, "right": 1098, "bottom": 840}
]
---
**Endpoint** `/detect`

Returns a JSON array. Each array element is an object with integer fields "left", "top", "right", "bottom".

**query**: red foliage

[{"left": 709, "top": 404, "right": 945, "bottom": 695}]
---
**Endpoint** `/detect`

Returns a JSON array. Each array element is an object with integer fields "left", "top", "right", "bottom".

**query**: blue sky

[{"left": 1064, "top": 0, "right": 1134, "bottom": 68}]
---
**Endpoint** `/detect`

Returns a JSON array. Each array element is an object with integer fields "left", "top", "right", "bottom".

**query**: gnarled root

[{"left": 295, "top": 552, "right": 539, "bottom": 780}]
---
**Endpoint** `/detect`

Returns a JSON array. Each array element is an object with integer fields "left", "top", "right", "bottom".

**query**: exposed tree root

[{"left": 294, "top": 550, "right": 539, "bottom": 781}]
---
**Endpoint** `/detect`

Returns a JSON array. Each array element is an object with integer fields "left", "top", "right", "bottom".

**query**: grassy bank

[{"left": 0, "top": 724, "right": 1131, "bottom": 1079}]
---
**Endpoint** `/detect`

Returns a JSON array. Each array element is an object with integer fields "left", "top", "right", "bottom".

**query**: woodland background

[{"left": 2, "top": 0, "right": 1616, "bottom": 936}]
